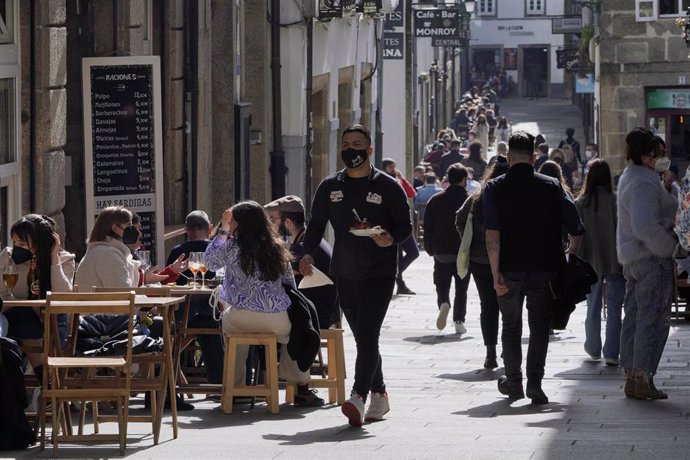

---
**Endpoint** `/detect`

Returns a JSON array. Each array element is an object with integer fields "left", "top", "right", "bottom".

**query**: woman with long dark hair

[
  {"left": 617, "top": 128, "right": 677, "bottom": 399},
  {"left": 575, "top": 160, "right": 625, "bottom": 365},
  {"left": 205, "top": 200, "right": 323, "bottom": 407},
  {"left": 0, "top": 214, "right": 74, "bottom": 375}
]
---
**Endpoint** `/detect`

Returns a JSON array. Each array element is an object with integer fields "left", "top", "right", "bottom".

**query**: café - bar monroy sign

[
  {"left": 414, "top": 8, "right": 460, "bottom": 37},
  {"left": 82, "top": 56, "right": 165, "bottom": 267}
]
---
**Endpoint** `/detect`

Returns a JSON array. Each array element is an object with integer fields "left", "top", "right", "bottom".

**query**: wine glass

[
  {"left": 136, "top": 249, "right": 151, "bottom": 272},
  {"left": 188, "top": 252, "right": 200, "bottom": 289},
  {"left": 3, "top": 262, "right": 18, "bottom": 299},
  {"left": 196, "top": 252, "right": 208, "bottom": 289}
]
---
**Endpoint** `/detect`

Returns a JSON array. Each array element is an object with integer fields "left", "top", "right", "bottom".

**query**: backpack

[{"left": 0, "top": 337, "right": 37, "bottom": 450}]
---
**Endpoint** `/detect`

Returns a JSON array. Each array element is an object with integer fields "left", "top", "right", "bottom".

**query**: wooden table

[{"left": 3, "top": 295, "right": 185, "bottom": 444}]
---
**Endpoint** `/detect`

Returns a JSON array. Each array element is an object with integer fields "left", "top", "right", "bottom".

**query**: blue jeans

[
  {"left": 620, "top": 258, "right": 673, "bottom": 376},
  {"left": 584, "top": 273, "right": 625, "bottom": 359}
]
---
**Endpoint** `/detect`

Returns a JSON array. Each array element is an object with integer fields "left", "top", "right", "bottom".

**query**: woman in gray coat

[{"left": 575, "top": 160, "right": 625, "bottom": 366}]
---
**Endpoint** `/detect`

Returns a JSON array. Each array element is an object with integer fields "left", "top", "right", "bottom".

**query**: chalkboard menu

[{"left": 82, "top": 57, "right": 165, "bottom": 267}]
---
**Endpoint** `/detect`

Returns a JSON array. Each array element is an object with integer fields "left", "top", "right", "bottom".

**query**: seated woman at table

[
  {"left": 205, "top": 200, "right": 324, "bottom": 407},
  {"left": 75, "top": 205, "right": 194, "bottom": 410},
  {"left": 0, "top": 214, "right": 75, "bottom": 381},
  {"left": 75, "top": 206, "right": 186, "bottom": 290}
]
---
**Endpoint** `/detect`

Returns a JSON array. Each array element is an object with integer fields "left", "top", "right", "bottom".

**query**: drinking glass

[
  {"left": 3, "top": 262, "right": 18, "bottom": 299},
  {"left": 188, "top": 252, "right": 200, "bottom": 289},
  {"left": 136, "top": 249, "right": 151, "bottom": 272},
  {"left": 196, "top": 252, "right": 208, "bottom": 289}
]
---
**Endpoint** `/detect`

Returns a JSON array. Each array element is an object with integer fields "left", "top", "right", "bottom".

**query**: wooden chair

[
  {"left": 285, "top": 328, "right": 346, "bottom": 405},
  {"left": 221, "top": 333, "right": 279, "bottom": 414},
  {"left": 173, "top": 289, "right": 224, "bottom": 396},
  {"left": 40, "top": 291, "right": 136, "bottom": 456},
  {"left": 93, "top": 286, "right": 174, "bottom": 444}
]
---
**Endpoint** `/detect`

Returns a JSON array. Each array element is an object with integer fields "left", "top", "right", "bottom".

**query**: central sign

[{"left": 414, "top": 8, "right": 460, "bottom": 37}]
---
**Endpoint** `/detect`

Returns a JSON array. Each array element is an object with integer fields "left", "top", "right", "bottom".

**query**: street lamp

[{"left": 463, "top": 1, "right": 475, "bottom": 14}]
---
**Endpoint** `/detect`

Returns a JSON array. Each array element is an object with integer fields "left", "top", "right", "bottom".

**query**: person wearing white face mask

[{"left": 616, "top": 128, "right": 678, "bottom": 400}]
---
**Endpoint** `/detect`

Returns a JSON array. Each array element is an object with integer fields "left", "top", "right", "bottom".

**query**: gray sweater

[{"left": 616, "top": 164, "right": 677, "bottom": 265}]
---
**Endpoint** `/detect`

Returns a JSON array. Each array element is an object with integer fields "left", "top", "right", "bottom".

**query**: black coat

[
  {"left": 284, "top": 284, "right": 321, "bottom": 372},
  {"left": 551, "top": 254, "right": 598, "bottom": 330}
]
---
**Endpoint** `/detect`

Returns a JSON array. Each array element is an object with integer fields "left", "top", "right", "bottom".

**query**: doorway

[{"left": 521, "top": 47, "right": 549, "bottom": 98}]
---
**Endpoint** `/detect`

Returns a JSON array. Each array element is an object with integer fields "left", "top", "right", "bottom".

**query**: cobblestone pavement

[{"left": 9, "top": 97, "right": 690, "bottom": 459}]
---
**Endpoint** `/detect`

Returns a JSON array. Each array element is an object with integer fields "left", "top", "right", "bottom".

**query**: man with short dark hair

[
  {"left": 167, "top": 210, "right": 224, "bottom": 387},
  {"left": 264, "top": 195, "right": 340, "bottom": 330},
  {"left": 424, "top": 163, "right": 471, "bottom": 335},
  {"left": 299, "top": 124, "right": 412, "bottom": 426},
  {"left": 483, "top": 131, "right": 585, "bottom": 404}
]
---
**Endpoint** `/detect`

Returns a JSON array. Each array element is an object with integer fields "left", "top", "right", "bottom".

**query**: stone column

[
  {"left": 210, "top": 0, "right": 235, "bottom": 219},
  {"left": 162, "top": 0, "right": 186, "bottom": 223},
  {"left": 32, "top": 1, "right": 67, "bottom": 233}
]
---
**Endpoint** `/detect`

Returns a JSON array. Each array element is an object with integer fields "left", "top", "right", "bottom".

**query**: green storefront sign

[{"left": 647, "top": 89, "right": 690, "bottom": 109}]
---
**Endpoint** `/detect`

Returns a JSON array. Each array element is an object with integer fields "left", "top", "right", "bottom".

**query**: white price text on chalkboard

[{"left": 82, "top": 56, "right": 165, "bottom": 267}]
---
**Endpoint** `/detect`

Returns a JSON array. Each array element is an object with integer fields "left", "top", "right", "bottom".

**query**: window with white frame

[
  {"left": 527, "top": 0, "right": 545, "bottom": 15},
  {"left": 476, "top": 0, "right": 496, "bottom": 17},
  {"left": 0, "top": 73, "right": 21, "bottom": 247},
  {"left": 0, "top": 0, "right": 16, "bottom": 45},
  {"left": 636, "top": 0, "right": 690, "bottom": 20}
]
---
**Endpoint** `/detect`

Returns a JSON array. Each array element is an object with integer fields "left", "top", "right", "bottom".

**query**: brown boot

[
  {"left": 633, "top": 372, "right": 652, "bottom": 400},
  {"left": 624, "top": 375, "right": 635, "bottom": 398},
  {"left": 648, "top": 377, "right": 668, "bottom": 400}
]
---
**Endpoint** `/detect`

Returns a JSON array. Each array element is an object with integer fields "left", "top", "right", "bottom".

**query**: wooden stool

[
  {"left": 286, "top": 328, "right": 346, "bottom": 405},
  {"left": 222, "top": 333, "right": 279, "bottom": 414}
]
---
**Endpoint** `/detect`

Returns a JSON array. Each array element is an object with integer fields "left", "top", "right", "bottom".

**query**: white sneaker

[
  {"left": 341, "top": 392, "right": 365, "bottom": 427},
  {"left": 365, "top": 392, "right": 390, "bottom": 422},
  {"left": 436, "top": 302, "right": 450, "bottom": 330},
  {"left": 454, "top": 321, "right": 467, "bottom": 335}
]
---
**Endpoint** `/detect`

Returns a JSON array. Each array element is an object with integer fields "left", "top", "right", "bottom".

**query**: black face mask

[
  {"left": 11, "top": 246, "right": 33, "bottom": 265},
  {"left": 121, "top": 226, "right": 140, "bottom": 245},
  {"left": 341, "top": 148, "right": 368, "bottom": 169}
]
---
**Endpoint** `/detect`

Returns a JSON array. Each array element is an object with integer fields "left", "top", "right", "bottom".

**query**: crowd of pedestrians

[{"left": 0, "top": 114, "right": 687, "bottom": 440}]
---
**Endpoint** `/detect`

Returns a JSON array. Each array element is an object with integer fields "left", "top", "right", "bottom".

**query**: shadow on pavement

[
  {"left": 403, "top": 334, "right": 473, "bottom": 345},
  {"left": 263, "top": 424, "right": 375, "bottom": 445},
  {"left": 435, "top": 368, "right": 502, "bottom": 382},
  {"left": 452, "top": 398, "right": 567, "bottom": 418}
]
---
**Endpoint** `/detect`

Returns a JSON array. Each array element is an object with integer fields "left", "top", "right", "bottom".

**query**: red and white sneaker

[
  {"left": 364, "top": 392, "right": 390, "bottom": 422},
  {"left": 341, "top": 392, "right": 365, "bottom": 427}
]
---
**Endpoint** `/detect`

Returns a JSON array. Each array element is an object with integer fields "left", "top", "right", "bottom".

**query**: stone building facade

[
  {"left": 1, "top": 0, "right": 381, "bottom": 259},
  {"left": 596, "top": 0, "right": 690, "bottom": 173}
]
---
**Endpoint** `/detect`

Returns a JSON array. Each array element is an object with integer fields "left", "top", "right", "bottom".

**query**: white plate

[{"left": 349, "top": 228, "right": 384, "bottom": 236}]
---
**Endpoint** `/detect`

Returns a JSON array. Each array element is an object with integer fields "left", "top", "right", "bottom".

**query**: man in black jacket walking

[
  {"left": 424, "top": 163, "right": 471, "bottom": 335},
  {"left": 483, "top": 131, "right": 584, "bottom": 405},
  {"left": 299, "top": 124, "right": 412, "bottom": 427}
]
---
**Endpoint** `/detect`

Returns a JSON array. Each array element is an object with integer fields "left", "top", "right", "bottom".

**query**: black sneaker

[
  {"left": 294, "top": 389, "right": 325, "bottom": 407},
  {"left": 497, "top": 375, "right": 524, "bottom": 400},
  {"left": 396, "top": 283, "right": 416, "bottom": 295},
  {"left": 483, "top": 356, "right": 498, "bottom": 369}
]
